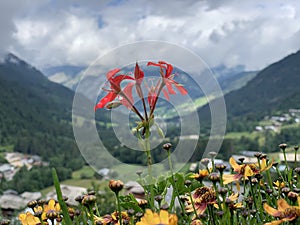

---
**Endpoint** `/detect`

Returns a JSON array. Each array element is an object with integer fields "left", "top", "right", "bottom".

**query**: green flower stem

[
  {"left": 282, "top": 150, "right": 289, "bottom": 181},
  {"left": 266, "top": 169, "right": 275, "bottom": 193},
  {"left": 208, "top": 204, "right": 216, "bottom": 225},
  {"left": 143, "top": 128, "right": 155, "bottom": 209},
  {"left": 219, "top": 171, "right": 224, "bottom": 187},
  {"left": 52, "top": 168, "right": 72, "bottom": 225},
  {"left": 116, "top": 192, "right": 122, "bottom": 225},
  {"left": 187, "top": 186, "right": 197, "bottom": 222},
  {"left": 89, "top": 206, "right": 95, "bottom": 225}
]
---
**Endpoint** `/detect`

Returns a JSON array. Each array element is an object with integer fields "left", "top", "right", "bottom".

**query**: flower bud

[
  {"left": 163, "top": 143, "right": 172, "bottom": 151},
  {"left": 200, "top": 158, "right": 210, "bottom": 167},
  {"left": 254, "top": 152, "right": 262, "bottom": 158},
  {"left": 279, "top": 143, "right": 287, "bottom": 151},
  {"left": 138, "top": 199, "right": 148, "bottom": 208},
  {"left": 160, "top": 203, "right": 169, "bottom": 210},
  {"left": 294, "top": 167, "right": 300, "bottom": 175},
  {"left": 82, "top": 194, "right": 97, "bottom": 206},
  {"left": 294, "top": 145, "right": 299, "bottom": 151},
  {"left": 215, "top": 163, "right": 226, "bottom": 173},
  {"left": 0, "top": 220, "right": 10, "bottom": 225},
  {"left": 218, "top": 187, "right": 228, "bottom": 195},
  {"left": 75, "top": 195, "right": 84, "bottom": 203},
  {"left": 238, "top": 157, "right": 245, "bottom": 163},
  {"left": 208, "top": 151, "right": 218, "bottom": 159},
  {"left": 288, "top": 192, "right": 298, "bottom": 202},
  {"left": 109, "top": 180, "right": 124, "bottom": 193},
  {"left": 208, "top": 172, "right": 220, "bottom": 182},
  {"left": 184, "top": 180, "right": 192, "bottom": 187},
  {"left": 46, "top": 210, "right": 58, "bottom": 220},
  {"left": 27, "top": 200, "right": 38, "bottom": 209},
  {"left": 281, "top": 187, "right": 290, "bottom": 194}
]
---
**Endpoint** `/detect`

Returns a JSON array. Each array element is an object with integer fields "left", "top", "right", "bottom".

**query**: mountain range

[
  {"left": 197, "top": 49, "right": 300, "bottom": 132},
  {"left": 0, "top": 53, "right": 84, "bottom": 170},
  {"left": 1, "top": 48, "right": 300, "bottom": 160}
]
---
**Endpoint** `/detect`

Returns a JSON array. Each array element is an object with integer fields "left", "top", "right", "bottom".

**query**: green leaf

[
  {"left": 154, "top": 123, "right": 165, "bottom": 138},
  {"left": 52, "top": 168, "right": 72, "bottom": 225}
]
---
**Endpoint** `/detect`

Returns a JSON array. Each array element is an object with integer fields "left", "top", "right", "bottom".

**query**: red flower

[
  {"left": 147, "top": 61, "right": 188, "bottom": 100},
  {"left": 94, "top": 68, "right": 133, "bottom": 110}
]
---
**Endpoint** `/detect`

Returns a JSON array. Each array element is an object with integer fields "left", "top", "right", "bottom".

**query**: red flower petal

[
  {"left": 106, "top": 68, "right": 121, "bottom": 80},
  {"left": 94, "top": 92, "right": 117, "bottom": 111},
  {"left": 120, "top": 82, "right": 134, "bottom": 109},
  {"left": 134, "top": 62, "right": 144, "bottom": 85}
]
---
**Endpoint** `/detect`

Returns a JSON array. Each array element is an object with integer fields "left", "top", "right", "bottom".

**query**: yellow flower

[
  {"left": 190, "top": 169, "right": 209, "bottom": 182},
  {"left": 42, "top": 199, "right": 61, "bottom": 221},
  {"left": 136, "top": 209, "right": 178, "bottom": 225},
  {"left": 273, "top": 180, "right": 285, "bottom": 189},
  {"left": 223, "top": 157, "right": 272, "bottom": 185},
  {"left": 18, "top": 212, "right": 40, "bottom": 225},
  {"left": 264, "top": 198, "right": 300, "bottom": 225}
]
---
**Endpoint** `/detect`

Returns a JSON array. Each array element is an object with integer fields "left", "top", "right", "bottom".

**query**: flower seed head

[{"left": 294, "top": 145, "right": 299, "bottom": 151}]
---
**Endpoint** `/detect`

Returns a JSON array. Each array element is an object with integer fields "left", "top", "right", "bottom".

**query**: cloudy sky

[{"left": 1, "top": 0, "right": 300, "bottom": 71}]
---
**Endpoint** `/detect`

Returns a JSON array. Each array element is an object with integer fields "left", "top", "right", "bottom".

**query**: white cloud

[{"left": 3, "top": 0, "right": 300, "bottom": 70}]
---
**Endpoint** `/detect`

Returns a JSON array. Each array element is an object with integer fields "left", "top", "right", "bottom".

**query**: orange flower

[
  {"left": 186, "top": 186, "right": 216, "bottom": 216},
  {"left": 264, "top": 198, "right": 300, "bottom": 225},
  {"left": 223, "top": 157, "right": 272, "bottom": 184}
]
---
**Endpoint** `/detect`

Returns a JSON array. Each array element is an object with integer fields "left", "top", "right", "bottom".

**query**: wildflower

[
  {"left": 264, "top": 198, "right": 300, "bottom": 225},
  {"left": 96, "top": 211, "right": 129, "bottom": 225},
  {"left": 186, "top": 186, "right": 216, "bottom": 216},
  {"left": 18, "top": 212, "right": 40, "bottom": 225},
  {"left": 136, "top": 209, "right": 178, "bottom": 225},
  {"left": 190, "top": 169, "right": 209, "bottom": 182},
  {"left": 94, "top": 68, "right": 134, "bottom": 110},
  {"left": 222, "top": 157, "right": 272, "bottom": 184},
  {"left": 147, "top": 61, "right": 187, "bottom": 100},
  {"left": 274, "top": 180, "right": 285, "bottom": 189},
  {"left": 42, "top": 199, "right": 61, "bottom": 221}
]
